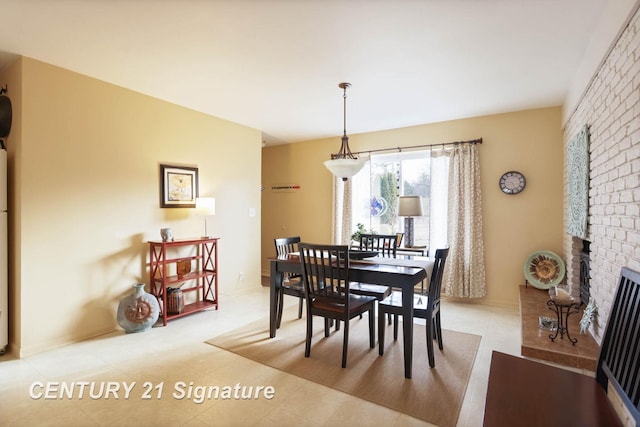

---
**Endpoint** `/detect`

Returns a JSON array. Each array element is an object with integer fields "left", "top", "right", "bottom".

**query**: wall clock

[{"left": 499, "top": 171, "right": 526, "bottom": 194}]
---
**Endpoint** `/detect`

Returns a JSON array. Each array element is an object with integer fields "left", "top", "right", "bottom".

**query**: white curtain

[
  {"left": 442, "top": 143, "right": 487, "bottom": 298},
  {"left": 429, "top": 150, "right": 450, "bottom": 256},
  {"left": 332, "top": 178, "right": 353, "bottom": 245}
]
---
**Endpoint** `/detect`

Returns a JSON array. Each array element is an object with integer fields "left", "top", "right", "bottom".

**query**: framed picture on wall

[{"left": 160, "top": 164, "right": 199, "bottom": 208}]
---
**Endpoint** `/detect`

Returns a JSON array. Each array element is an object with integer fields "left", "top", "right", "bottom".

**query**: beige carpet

[{"left": 206, "top": 308, "right": 481, "bottom": 427}]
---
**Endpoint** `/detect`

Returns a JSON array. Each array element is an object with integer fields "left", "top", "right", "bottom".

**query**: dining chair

[
  {"left": 353, "top": 233, "right": 400, "bottom": 323},
  {"left": 395, "top": 232, "right": 404, "bottom": 248},
  {"left": 359, "top": 233, "right": 399, "bottom": 256},
  {"left": 299, "top": 243, "right": 377, "bottom": 368},
  {"left": 274, "top": 236, "right": 305, "bottom": 328},
  {"left": 377, "top": 247, "right": 449, "bottom": 368}
]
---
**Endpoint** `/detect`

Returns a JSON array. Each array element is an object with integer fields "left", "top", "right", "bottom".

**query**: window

[{"left": 351, "top": 150, "right": 449, "bottom": 253}]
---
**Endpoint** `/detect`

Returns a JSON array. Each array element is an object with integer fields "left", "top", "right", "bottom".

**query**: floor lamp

[{"left": 398, "top": 196, "right": 423, "bottom": 247}]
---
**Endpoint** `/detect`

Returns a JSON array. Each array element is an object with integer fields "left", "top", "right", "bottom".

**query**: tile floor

[{"left": 0, "top": 284, "right": 521, "bottom": 427}]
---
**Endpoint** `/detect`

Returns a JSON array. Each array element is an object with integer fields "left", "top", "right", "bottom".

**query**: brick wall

[{"left": 563, "top": 6, "right": 640, "bottom": 342}]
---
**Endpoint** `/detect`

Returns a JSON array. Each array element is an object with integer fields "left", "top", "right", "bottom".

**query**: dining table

[{"left": 269, "top": 253, "right": 433, "bottom": 379}]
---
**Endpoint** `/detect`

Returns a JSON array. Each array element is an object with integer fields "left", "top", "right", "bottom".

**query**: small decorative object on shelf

[
  {"left": 160, "top": 227, "right": 172, "bottom": 242},
  {"left": 117, "top": 283, "right": 160, "bottom": 333},
  {"left": 166, "top": 287, "right": 184, "bottom": 314},
  {"left": 547, "top": 285, "right": 580, "bottom": 345},
  {"left": 176, "top": 260, "right": 191, "bottom": 277}
]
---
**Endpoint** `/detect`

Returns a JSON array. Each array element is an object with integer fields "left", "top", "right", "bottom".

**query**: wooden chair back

[
  {"left": 596, "top": 266, "right": 640, "bottom": 423},
  {"left": 273, "top": 236, "right": 305, "bottom": 324},
  {"left": 427, "top": 247, "right": 449, "bottom": 300},
  {"left": 299, "top": 244, "right": 350, "bottom": 310},
  {"left": 274, "top": 236, "right": 301, "bottom": 258},
  {"left": 359, "top": 233, "right": 398, "bottom": 256}
]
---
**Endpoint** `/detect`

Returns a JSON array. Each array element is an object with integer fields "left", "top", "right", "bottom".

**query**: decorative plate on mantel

[{"left": 524, "top": 250, "right": 565, "bottom": 290}]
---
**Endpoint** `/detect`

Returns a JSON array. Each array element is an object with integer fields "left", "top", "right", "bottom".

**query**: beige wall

[
  {"left": 262, "top": 107, "right": 564, "bottom": 308},
  {"left": 1, "top": 57, "right": 263, "bottom": 357}
]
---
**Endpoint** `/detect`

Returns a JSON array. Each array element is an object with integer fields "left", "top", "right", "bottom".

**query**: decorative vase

[
  {"left": 167, "top": 287, "right": 184, "bottom": 314},
  {"left": 117, "top": 284, "right": 160, "bottom": 333},
  {"left": 160, "top": 227, "right": 172, "bottom": 242}
]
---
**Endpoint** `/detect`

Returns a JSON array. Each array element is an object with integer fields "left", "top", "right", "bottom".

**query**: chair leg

[
  {"left": 426, "top": 319, "right": 435, "bottom": 368},
  {"left": 393, "top": 314, "right": 399, "bottom": 340},
  {"left": 305, "top": 314, "right": 313, "bottom": 358},
  {"left": 368, "top": 307, "right": 375, "bottom": 348},
  {"left": 435, "top": 312, "right": 443, "bottom": 350},
  {"left": 387, "top": 312, "right": 392, "bottom": 325},
  {"left": 297, "top": 297, "right": 303, "bottom": 319},
  {"left": 324, "top": 318, "right": 330, "bottom": 337},
  {"left": 276, "top": 288, "right": 285, "bottom": 328},
  {"left": 342, "top": 318, "right": 350, "bottom": 368},
  {"left": 378, "top": 308, "right": 386, "bottom": 355}
]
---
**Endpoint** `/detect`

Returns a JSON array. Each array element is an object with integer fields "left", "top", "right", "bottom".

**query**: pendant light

[{"left": 324, "top": 82, "right": 366, "bottom": 181}]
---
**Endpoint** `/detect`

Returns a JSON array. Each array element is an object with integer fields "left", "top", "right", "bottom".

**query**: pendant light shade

[{"left": 324, "top": 82, "right": 365, "bottom": 181}]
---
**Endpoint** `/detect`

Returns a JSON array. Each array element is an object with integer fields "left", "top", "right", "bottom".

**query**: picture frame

[{"left": 160, "top": 164, "right": 199, "bottom": 208}]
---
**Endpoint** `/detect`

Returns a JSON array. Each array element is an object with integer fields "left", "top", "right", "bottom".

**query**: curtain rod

[{"left": 353, "top": 137, "right": 482, "bottom": 156}]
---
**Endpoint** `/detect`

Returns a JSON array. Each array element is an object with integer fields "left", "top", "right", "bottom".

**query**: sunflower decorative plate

[{"left": 524, "top": 251, "right": 565, "bottom": 290}]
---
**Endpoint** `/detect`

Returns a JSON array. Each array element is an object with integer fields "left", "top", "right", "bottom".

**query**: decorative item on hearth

[
  {"left": 538, "top": 316, "right": 558, "bottom": 330},
  {"left": 524, "top": 250, "right": 565, "bottom": 290},
  {"left": 547, "top": 284, "right": 580, "bottom": 344},
  {"left": 117, "top": 283, "right": 160, "bottom": 333},
  {"left": 580, "top": 297, "right": 597, "bottom": 334},
  {"left": 323, "top": 82, "right": 366, "bottom": 181}
]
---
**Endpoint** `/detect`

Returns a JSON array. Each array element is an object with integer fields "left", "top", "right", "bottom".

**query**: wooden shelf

[
  {"left": 148, "top": 237, "right": 219, "bottom": 326},
  {"left": 165, "top": 300, "right": 217, "bottom": 321}
]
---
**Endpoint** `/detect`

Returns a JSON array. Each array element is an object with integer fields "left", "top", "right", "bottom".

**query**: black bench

[{"left": 484, "top": 267, "right": 640, "bottom": 426}]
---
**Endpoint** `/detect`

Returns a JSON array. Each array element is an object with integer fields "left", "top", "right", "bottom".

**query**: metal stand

[{"left": 546, "top": 299, "right": 580, "bottom": 345}]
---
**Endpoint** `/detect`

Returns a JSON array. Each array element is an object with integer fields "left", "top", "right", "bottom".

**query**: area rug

[{"left": 206, "top": 308, "right": 481, "bottom": 427}]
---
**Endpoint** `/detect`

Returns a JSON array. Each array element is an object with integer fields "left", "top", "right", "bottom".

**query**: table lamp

[
  {"left": 195, "top": 197, "right": 216, "bottom": 238},
  {"left": 398, "top": 196, "right": 423, "bottom": 247}
]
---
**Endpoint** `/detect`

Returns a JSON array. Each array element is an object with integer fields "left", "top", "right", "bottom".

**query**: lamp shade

[
  {"left": 195, "top": 197, "right": 216, "bottom": 215},
  {"left": 398, "top": 196, "right": 423, "bottom": 217},
  {"left": 324, "top": 158, "right": 366, "bottom": 181}
]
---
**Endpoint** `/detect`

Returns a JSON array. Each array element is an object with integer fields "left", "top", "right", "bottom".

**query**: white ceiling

[{"left": 0, "top": 0, "right": 610, "bottom": 145}]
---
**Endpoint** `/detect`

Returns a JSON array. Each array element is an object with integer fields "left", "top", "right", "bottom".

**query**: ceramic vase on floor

[{"left": 117, "top": 283, "right": 160, "bottom": 333}]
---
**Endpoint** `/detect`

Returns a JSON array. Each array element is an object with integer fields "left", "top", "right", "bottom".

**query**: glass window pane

[{"left": 351, "top": 150, "right": 434, "bottom": 248}]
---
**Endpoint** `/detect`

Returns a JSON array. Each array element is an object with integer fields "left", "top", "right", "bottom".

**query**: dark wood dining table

[{"left": 269, "top": 254, "right": 429, "bottom": 378}]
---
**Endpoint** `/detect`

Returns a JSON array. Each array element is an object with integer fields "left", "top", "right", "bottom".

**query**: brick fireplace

[{"left": 562, "top": 5, "right": 639, "bottom": 343}]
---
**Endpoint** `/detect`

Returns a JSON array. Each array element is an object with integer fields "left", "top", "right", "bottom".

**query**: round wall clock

[{"left": 499, "top": 171, "right": 526, "bottom": 194}]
